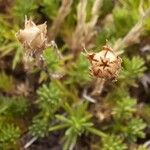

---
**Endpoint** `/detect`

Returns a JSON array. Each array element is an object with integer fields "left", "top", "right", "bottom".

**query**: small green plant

[
  {"left": 101, "top": 134, "right": 127, "bottom": 150},
  {"left": 66, "top": 54, "right": 91, "bottom": 86},
  {"left": 113, "top": 97, "right": 136, "bottom": 120},
  {"left": 122, "top": 117, "right": 146, "bottom": 142},
  {"left": 12, "top": 0, "right": 38, "bottom": 24},
  {"left": 0, "top": 0, "right": 150, "bottom": 149},
  {"left": 29, "top": 116, "right": 49, "bottom": 138},
  {"left": 43, "top": 47, "right": 62, "bottom": 72},
  {"left": 29, "top": 81, "right": 63, "bottom": 137},
  {"left": 42, "top": 0, "right": 60, "bottom": 20},
  {"left": 110, "top": 96, "right": 146, "bottom": 142},
  {"left": 0, "top": 72, "right": 14, "bottom": 93},
  {"left": 0, "top": 96, "right": 28, "bottom": 117},
  {"left": 119, "top": 56, "right": 146, "bottom": 86},
  {"left": 113, "top": 0, "right": 139, "bottom": 38},
  {"left": 36, "top": 81, "right": 62, "bottom": 114},
  {"left": 49, "top": 102, "right": 106, "bottom": 150},
  {"left": 0, "top": 123, "right": 20, "bottom": 148}
]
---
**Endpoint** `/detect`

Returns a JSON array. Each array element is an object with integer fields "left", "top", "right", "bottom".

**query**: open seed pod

[
  {"left": 85, "top": 44, "right": 122, "bottom": 80},
  {"left": 16, "top": 17, "right": 48, "bottom": 57}
]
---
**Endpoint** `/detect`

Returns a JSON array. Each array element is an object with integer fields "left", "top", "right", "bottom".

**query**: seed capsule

[
  {"left": 16, "top": 17, "right": 48, "bottom": 57},
  {"left": 85, "top": 45, "right": 122, "bottom": 80}
]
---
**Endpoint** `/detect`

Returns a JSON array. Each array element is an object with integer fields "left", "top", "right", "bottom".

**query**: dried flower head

[
  {"left": 16, "top": 17, "right": 48, "bottom": 57},
  {"left": 84, "top": 44, "right": 122, "bottom": 80}
]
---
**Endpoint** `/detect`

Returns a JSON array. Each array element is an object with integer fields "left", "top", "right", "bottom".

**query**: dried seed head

[
  {"left": 16, "top": 17, "right": 48, "bottom": 57},
  {"left": 85, "top": 44, "right": 122, "bottom": 80}
]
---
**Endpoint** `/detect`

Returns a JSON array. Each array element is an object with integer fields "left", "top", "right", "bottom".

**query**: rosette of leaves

[
  {"left": 119, "top": 56, "right": 146, "bottom": 86},
  {"left": 112, "top": 97, "right": 136, "bottom": 120},
  {"left": 29, "top": 116, "right": 49, "bottom": 138},
  {"left": 0, "top": 123, "right": 20, "bottom": 148},
  {"left": 36, "top": 81, "right": 62, "bottom": 114},
  {"left": 122, "top": 118, "right": 146, "bottom": 142},
  {"left": 49, "top": 102, "right": 106, "bottom": 150},
  {"left": 101, "top": 134, "right": 127, "bottom": 150},
  {"left": 111, "top": 96, "right": 146, "bottom": 142}
]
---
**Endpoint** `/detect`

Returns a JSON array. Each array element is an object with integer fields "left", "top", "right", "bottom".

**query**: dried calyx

[
  {"left": 84, "top": 44, "right": 122, "bottom": 80},
  {"left": 16, "top": 17, "right": 48, "bottom": 57}
]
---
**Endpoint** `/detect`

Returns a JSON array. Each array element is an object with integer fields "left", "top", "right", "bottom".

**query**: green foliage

[
  {"left": 56, "top": 102, "right": 93, "bottom": 136},
  {"left": 113, "top": 97, "right": 136, "bottom": 120},
  {"left": 30, "top": 101, "right": 98, "bottom": 148},
  {"left": 42, "top": 0, "right": 60, "bottom": 20},
  {"left": 137, "top": 145, "right": 149, "bottom": 150},
  {"left": 43, "top": 47, "right": 62, "bottom": 72},
  {"left": 100, "top": 0, "right": 114, "bottom": 18},
  {"left": 0, "top": 16, "right": 23, "bottom": 68},
  {"left": 6, "top": 97, "right": 28, "bottom": 117},
  {"left": 30, "top": 81, "right": 63, "bottom": 137},
  {"left": 67, "top": 54, "right": 91, "bottom": 86},
  {"left": 144, "top": 17, "right": 150, "bottom": 34},
  {"left": 0, "top": 16, "right": 15, "bottom": 45},
  {"left": 86, "top": 0, "right": 94, "bottom": 22},
  {"left": 0, "top": 0, "right": 149, "bottom": 149},
  {"left": 105, "top": 87, "right": 129, "bottom": 102},
  {"left": 12, "top": 45, "right": 24, "bottom": 69},
  {"left": 12, "top": 0, "right": 38, "bottom": 24},
  {"left": 96, "top": 26, "right": 115, "bottom": 49},
  {"left": 122, "top": 118, "right": 146, "bottom": 142},
  {"left": 119, "top": 56, "right": 146, "bottom": 86},
  {"left": 49, "top": 102, "right": 105, "bottom": 150},
  {"left": 0, "top": 96, "right": 27, "bottom": 148},
  {"left": 101, "top": 134, "right": 127, "bottom": 150},
  {"left": 61, "top": 0, "right": 79, "bottom": 32},
  {"left": 0, "top": 123, "right": 20, "bottom": 145},
  {"left": 0, "top": 96, "right": 28, "bottom": 117},
  {"left": 37, "top": 81, "right": 62, "bottom": 113},
  {"left": 0, "top": 72, "right": 14, "bottom": 93},
  {"left": 107, "top": 90, "right": 146, "bottom": 143},
  {"left": 29, "top": 116, "right": 49, "bottom": 138},
  {"left": 113, "top": 0, "right": 139, "bottom": 38},
  {"left": 111, "top": 95, "right": 146, "bottom": 142}
]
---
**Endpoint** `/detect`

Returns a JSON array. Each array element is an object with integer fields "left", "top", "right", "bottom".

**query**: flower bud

[
  {"left": 86, "top": 45, "right": 122, "bottom": 80},
  {"left": 16, "top": 18, "right": 48, "bottom": 56}
]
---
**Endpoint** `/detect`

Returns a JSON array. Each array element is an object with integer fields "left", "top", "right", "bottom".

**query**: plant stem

[
  {"left": 87, "top": 127, "right": 107, "bottom": 137},
  {"left": 49, "top": 124, "right": 68, "bottom": 132},
  {"left": 91, "top": 78, "right": 105, "bottom": 96}
]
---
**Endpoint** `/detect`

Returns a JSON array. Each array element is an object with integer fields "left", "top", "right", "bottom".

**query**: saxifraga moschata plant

[{"left": 15, "top": 14, "right": 147, "bottom": 150}]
